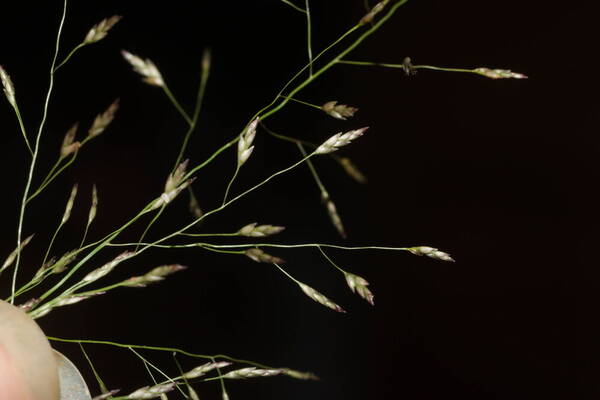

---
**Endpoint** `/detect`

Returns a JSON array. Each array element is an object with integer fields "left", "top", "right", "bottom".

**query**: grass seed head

[
  {"left": 182, "top": 361, "right": 232, "bottom": 379},
  {"left": 315, "top": 127, "right": 368, "bottom": 154},
  {"left": 237, "top": 118, "right": 258, "bottom": 165},
  {"left": 1, "top": 233, "right": 34, "bottom": 274},
  {"left": 188, "top": 191, "right": 203, "bottom": 218},
  {"left": 474, "top": 68, "right": 527, "bottom": 80},
  {"left": 121, "top": 50, "right": 165, "bottom": 87},
  {"left": 360, "top": 0, "right": 390, "bottom": 25},
  {"left": 0, "top": 65, "right": 16, "bottom": 107},
  {"left": 88, "top": 99, "right": 120, "bottom": 138},
  {"left": 238, "top": 223, "right": 285, "bottom": 237},
  {"left": 221, "top": 367, "right": 283, "bottom": 380},
  {"left": 18, "top": 298, "right": 41, "bottom": 312},
  {"left": 298, "top": 282, "right": 346, "bottom": 313},
  {"left": 281, "top": 368, "right": 319, "bottom": 380},
  {"left": 82, "top": 251, "right": 135, "bottom": 284},
  {"left": 60, "top": 122, "right": 80, "bottom": 158},
  {"left": 408, "top": 246, "right": 454, "bottom": 262},
  {"left": 165, "top": 160, "right": 189, "bottom": 193},
  {"left": 92, "top": 390, "right": 121, "bottom": 400},
  {"left": 123, "top": 264, "right": 187, "bottom": 287},
  {"left": 84, "top": 15, "right": 122, "bottom": 44},
  {"left": 322, "top": 101, "right": 358, "bottom": 120},
  {"left": 245, "top": 248, "right": 285, "bottom": 264},
  {"left": 88, "top": 184, "right": 98, "bottom": 226},
  {"left": 321, "top": 191, "right": 346, "bottom": 238},
  {"left": 55, "top": 291, "right": 105, "bottom": 307},
  {"left": 61, "top": 184, "right": 79, "bottom": 224},
  {"left": 344, "top": 272, "right": 374, "bottom": 305},
  {"left": 127, "top": 383, "right": 175, "bottom": 399},
  {"left": 339, "top": 157, "right": 367, "bottom": 183}
]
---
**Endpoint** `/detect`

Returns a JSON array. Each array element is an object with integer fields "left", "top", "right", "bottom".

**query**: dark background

[{"left": 0, "top": 1, "right": 596, "bottom": 398}]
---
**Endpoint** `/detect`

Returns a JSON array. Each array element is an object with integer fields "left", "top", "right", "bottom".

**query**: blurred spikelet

[
  {"left": 121, "top": 50, "right": 165, "bottom": 87},
  {"left": 88, "top": 99, "right": 120, "bottom": 138}
]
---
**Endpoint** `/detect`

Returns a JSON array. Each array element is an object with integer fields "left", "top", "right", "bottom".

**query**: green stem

[
  {"left": 279, "top": 95, "right": 322, "bottom": 110},
  {"left": 317, "top": 246, "right": 346, "bottom": 274},
  {"left": 221, "top": 165, "right": 240, "bottom": 205},
  {"left": 54, "top": 42, "right": 85, "bottom": 72},
  {"left": 272, "top": 262, "right": 300, "bottom": 284},
  {"left": 162, "top": 84, "right": 192, "bottom": 125},
  {"left": 338, "top": 59, "right": 479, "bottom": 74},
  {"left": 135, "top": 205, "right": 166, "bottom": 252},
  {"left": 12, "top": 0, "right": 69, "bottom": 304},
  {"left": 41, "top": 222, "right": 64, "bottom": 268},
  {"left": 46, "top": 337, "right": 276, "bottom": 369},
  {"left": 305, "top": 0, "right": 313, "bottom": 77},
  {"left": 280, "top": 0, "right": 306, "bottom": 13},
  {"left": 11, "top": 105, "right": 33, "bottom": 156}
]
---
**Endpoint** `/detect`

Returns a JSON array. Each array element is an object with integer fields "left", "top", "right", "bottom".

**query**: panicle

[
  {"left": 18, "top": 298, "right": 41, "bottom": 312},
  {"left": 121, "top": 50, "right": 165, "bottom": 87},
  {"left": 238, "top": 222, "right": 285, "bottom": 237},
  {"left": 165, "top": 160, "right": 189, "bottom": 193},
  {"left": 54, "top": 291, "right": 105, "bottom": 308},
  {"left": 88, "top": 184, "right": 98, "bottom": 226},
  {"left": 315, "top": 127, "right": 368, "bottom": 154}
]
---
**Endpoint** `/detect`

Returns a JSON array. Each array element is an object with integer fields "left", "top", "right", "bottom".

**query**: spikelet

[
  {"left": 82, "top": 251, "right": 135, "bottom": 284},
  {"left": 88, "top": 99, "right": 120, "bottom": 138},
  {"left": 338, "top": 157, "right": 367, "bottom": 183},
  {"left": 62, "top": 184, "right": 79, "bottom": 224},
  {"left": 322, "top": 101, "right": 358, "bottom": 120},
  {"left": 84, "top": 15, "right": 122, "bottom": 44},
  {"left": 321, "top": 191, "right": 346, "bottom": 238},
  {"left": 121, "top": 50, "right": 165, "bottom": 87},
  {"left": 60, "top": 122, "right": 80, "bottom": 158},
  {"left": 165, "top": 160, "right": 189, "bottom": 193},
  {"left": 88, "top": 184, "right": 98, "bottom": 226},
  {"left": 281, "top": 368, "right": 319, "bottom": 380},
  {"left": 238, "top": 223, "right": 285, "bottom": 237},
  {"left": 408, "top": 246, "right": 454, "bottom": 262},
  {"left": 127, "top": 383, "right": 175, "bottom": 399},
  {"left": 315, "top": 127, "right": 368, "bottom": 154},
  {"left": 182, "top": 361, "right": 232, "bottom": 379},
  {"left": 245, "top": 248, "right": 285, "bottom": 264},
  {"left": 237, "top": 118, "right": 258, "bottom": 165},
  {"left": 0, "top": 234, "right": 34, "bottom": 275},
  {"left": 344, "top": 272, "right": 374, "bottom": 305},
  {"left": 221, "top": 367, "right": 283, "bottom": 380},
  {"left": 18, "top": 298, "right": 41, "bottom": 312},
  {"left": 187, "top": 387, "right": 200, "bottom": 400},
  {"left": 297, "top": 282, "right": 346, "bottom": 313},
  {"left": 360, "top": 0, "right": 390, "bottom": 25},
  {"left": 0, "top": 65, "right": 16, "bottom": 107},
  {"left": 474, "top": 68, "right": 527, "bottom": 80},
  {"left": 53, "top": 291, "right": 105, "bottom": 308},
  {"left": 222, "top": 389, "right": 230, "bottom": 400},
  {"left": 123, "top": 264, "right": 187, "bottom": 288},
  {"left": 188, "top": 190, "right": 203, "bottom": 218},
  {"left": 92, "top": 390, "right": 121, "bottom": 400}
]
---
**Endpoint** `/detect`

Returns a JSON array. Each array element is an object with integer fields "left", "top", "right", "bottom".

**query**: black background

[{"left": 0, "top": 1, "right": 596, "bottom": 399}]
